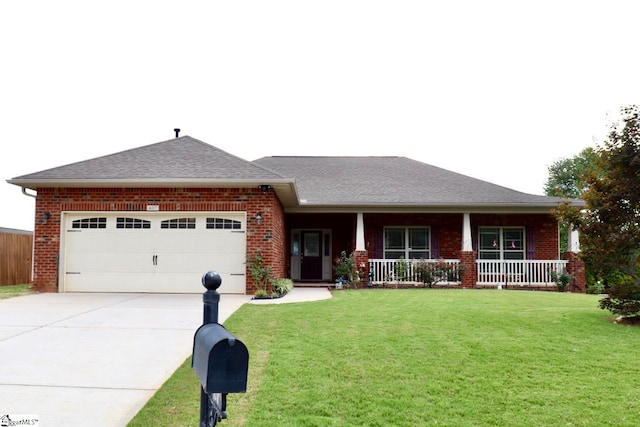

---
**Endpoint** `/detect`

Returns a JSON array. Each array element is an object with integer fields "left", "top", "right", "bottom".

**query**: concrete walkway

[
  {"left": 0, "top": 287, "right": 331, "bottom": 426},
  {"left": 248, "top": 286, "right": 333, "bottom": 305}
]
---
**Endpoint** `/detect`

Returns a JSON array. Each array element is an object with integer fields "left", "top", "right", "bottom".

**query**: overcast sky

[{"left": 2, "top": 1, "right": 639, "bottom": 231}]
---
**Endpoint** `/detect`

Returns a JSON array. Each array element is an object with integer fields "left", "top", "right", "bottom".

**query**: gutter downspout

[
  {"left": 20, "top": 187, "right": 37, "bottom": 285},
  {"left": 22, "top": 187, "right": 37, "bottom": 198}
]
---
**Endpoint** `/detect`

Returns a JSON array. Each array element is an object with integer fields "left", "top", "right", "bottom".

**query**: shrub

[
  {"left": 254, "top": 289, "right": 269, "bottom": 298},
  {"left": 395, "top": 257, "right": 409, "bottom": 283},
  {"left": 587, "top": 280, "right": 605, "bottom": 294},
  {"left": 273, "top": 278, "right": 294, "bottom": 295},
  {"left": 247, "top": 252, "right": 273, "bottom": 294},
  {"left": 414, "top": 259, "right": 459, "bottom": 288},
  {"left": 550, "top": 269, "right": 573, "bottom": 292},
  {"left": 334, "top": 251, "right": 360, "bottom": 286},
  {"left": 599, "top": 278, "right": 640, "bottom": 317}
]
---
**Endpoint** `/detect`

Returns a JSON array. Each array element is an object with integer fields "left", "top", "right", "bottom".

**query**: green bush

[
  {"left": 599, "top": 278, "right": 640, "bottom": 316},
  {"left": 395, "top": 256, "right": 409, "bottom": 282},
  {"left": 247, "top": 252, "right": 273, "bottom": 293},
  {"left": 254, "top": 289, "right": 269, "bottom": 298},
  {"left": 273, "top": 278, "right": 293, "bottom": 295},
  {"left": 334, "top": 251, "right": 359, "bottom": 286},
  {"left": 414, "top": 259, "right": 459, "bottom": 287},
  {"left": 550, "top": 269, "right": 573, "bottom": 292},
  {"left": 587, "top": 280, "right": 605, "bottom": 294}
]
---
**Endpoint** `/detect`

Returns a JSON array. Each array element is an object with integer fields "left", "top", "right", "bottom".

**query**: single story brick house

[{"left": 8, "top": 135, "right": 585, "bottom": 294}]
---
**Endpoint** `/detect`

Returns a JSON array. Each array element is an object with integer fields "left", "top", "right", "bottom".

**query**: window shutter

[
  {"left": 526, "top": 228, "right": 535, "bottom": 259},
  {"left": 472, "top": 226, "right": 478, "bottom": 251},
  {"left": 431, "top": 227, "right": 440, "bottom": 259},
  {"left": 374, "top": 227, "right": 384, "bottom": 258}
]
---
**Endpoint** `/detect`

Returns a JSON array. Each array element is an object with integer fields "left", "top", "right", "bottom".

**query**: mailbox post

[{"left": 193, "top": 271, "right": 249, "bottom": 427}]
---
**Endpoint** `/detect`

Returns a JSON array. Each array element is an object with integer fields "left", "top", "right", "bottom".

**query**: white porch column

[
  {"left": 356, "top": 212, "right": 366, "bottom": 251},
  {"left": 568, "top": 227, "right": 581, "bottom": 253},
  {"left": 462, "top": 213, "right": 473, "bottom": 251}
]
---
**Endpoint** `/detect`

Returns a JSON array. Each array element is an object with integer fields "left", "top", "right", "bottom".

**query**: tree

[
  {"left": 544, "top": 147, "right": 598, "bottom": 199},
  {"left": 555, "top": 105, "right": 640, "bottom": 316},
  {"left": 544, "top": 147, "right": 598, "bottom": 256}
]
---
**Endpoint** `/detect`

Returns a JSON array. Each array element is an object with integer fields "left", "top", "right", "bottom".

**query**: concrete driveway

[{"left": 0, "top": 292, "right": 251, "bottom": 426}]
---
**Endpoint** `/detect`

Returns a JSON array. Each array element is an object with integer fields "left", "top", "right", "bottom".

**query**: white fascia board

[
  {"left": 7, "top": 178, "right": 296, "bottom": 189},
  {"left": 284, "top": 204, "right": 563, "bottom": 214}
]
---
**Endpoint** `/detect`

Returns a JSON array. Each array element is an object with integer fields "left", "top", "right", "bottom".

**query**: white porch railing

[
  {"left": 476, "top": 260, "right": 568, "bottom": 287},
  {"left": 367, "top": 259, "right": 568, "bottom": 288},
  {"left": 368, "top": 259, "right": 462, "bottom": 286}
]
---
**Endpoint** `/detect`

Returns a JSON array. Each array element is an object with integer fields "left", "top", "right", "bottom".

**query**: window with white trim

[
  {"left": 384, "top": 227, "right": 430, "bottom": 259},
  {"left": 478, "top": 227, "right": 525, "bottom": 260}
]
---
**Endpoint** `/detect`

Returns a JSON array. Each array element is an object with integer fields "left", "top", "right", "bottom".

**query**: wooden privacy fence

[{"left": 0, "top": 231, "right": 33, "bottom": 285}]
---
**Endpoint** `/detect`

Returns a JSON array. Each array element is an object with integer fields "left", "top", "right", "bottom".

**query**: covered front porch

[{"left": 285, "top": 211, "right": 585, "bottom": 292}]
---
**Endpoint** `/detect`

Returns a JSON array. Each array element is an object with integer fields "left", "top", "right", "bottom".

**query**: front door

[{"left": 301, "top": 231, "right": 322, "bottom": 280}]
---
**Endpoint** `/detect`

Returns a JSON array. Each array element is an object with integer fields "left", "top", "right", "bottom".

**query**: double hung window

[
  {"left": 478, "top": 227, "right": 524, "bottom": 260},
  {"left": 384, "top": 227, "right": 430, "bottom": 259}
]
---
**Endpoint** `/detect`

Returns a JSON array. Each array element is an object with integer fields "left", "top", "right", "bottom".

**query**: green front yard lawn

[{"left": 129, "top": 289, "right": 640, "bottom": 426}]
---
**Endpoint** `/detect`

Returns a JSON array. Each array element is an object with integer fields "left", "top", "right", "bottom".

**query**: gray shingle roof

[
  {"left": 252, "top": 156, "right": 579, "bottom": 208},
  {"left": 8, "top": 136, "right": 583, "bottom": 210},
  {"left": 10, "top": 136, "right": 285, "bottom": 183}
]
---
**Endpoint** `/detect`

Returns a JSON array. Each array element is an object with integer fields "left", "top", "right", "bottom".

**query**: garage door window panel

[
  {"left": 116, "top": 217, "right": 151, "bottom": 229},
  {"left": 71, "top": 217, "right": 107, "bottom": 229},
  {"left": 207, "top": 217, "right": 242, "bottom": 230},
  {"left": 161, "top": 218, "right": 196, "bottom": 229}
]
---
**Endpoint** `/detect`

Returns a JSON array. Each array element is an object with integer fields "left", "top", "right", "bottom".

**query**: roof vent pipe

[{"left": 174, "top": 128, "right": 180, "bottom": 138}]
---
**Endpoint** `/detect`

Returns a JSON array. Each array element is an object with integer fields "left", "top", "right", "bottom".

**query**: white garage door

[{"left": 62, "top": 212, "right": 246, "bottom": 293}]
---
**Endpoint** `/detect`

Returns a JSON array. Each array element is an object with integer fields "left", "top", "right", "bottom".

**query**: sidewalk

[{"left": 248, "top": 286, "right": 332, "bottom": 305}]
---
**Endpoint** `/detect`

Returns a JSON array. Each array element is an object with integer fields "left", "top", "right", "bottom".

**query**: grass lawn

[
  {"left": 129, "top": 289, "right": 640, "bottom": 426},
  {"left": 0, "top": 283, "right": 36, "bottom": 299}
]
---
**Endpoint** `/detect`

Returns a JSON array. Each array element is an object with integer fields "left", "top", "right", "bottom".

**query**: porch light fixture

[
  {"left": 259, "top": 184, "right": 271, "bottom": 194},
  {"left": 255, "top": 212, "right": 263, "bottom": 225}
]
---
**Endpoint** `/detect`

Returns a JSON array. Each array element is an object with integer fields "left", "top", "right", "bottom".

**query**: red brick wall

[
  {"left": 246, "top": 188, "right": 287, "bottom": 292},
  {"left": 32, "top": 187, "right": 286, "bottom": 293}
]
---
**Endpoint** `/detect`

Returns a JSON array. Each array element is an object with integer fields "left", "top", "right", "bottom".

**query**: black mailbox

[{"left": 192, "top": 322, "right": 249, "bottom": 394}]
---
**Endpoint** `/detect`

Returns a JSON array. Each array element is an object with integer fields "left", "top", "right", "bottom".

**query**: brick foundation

[
  {"left": 354, "top": 250, "right": 369, "bottom": 286},
  {"left": 458, "top": 250, "right": 477, "bottom": 288}
]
